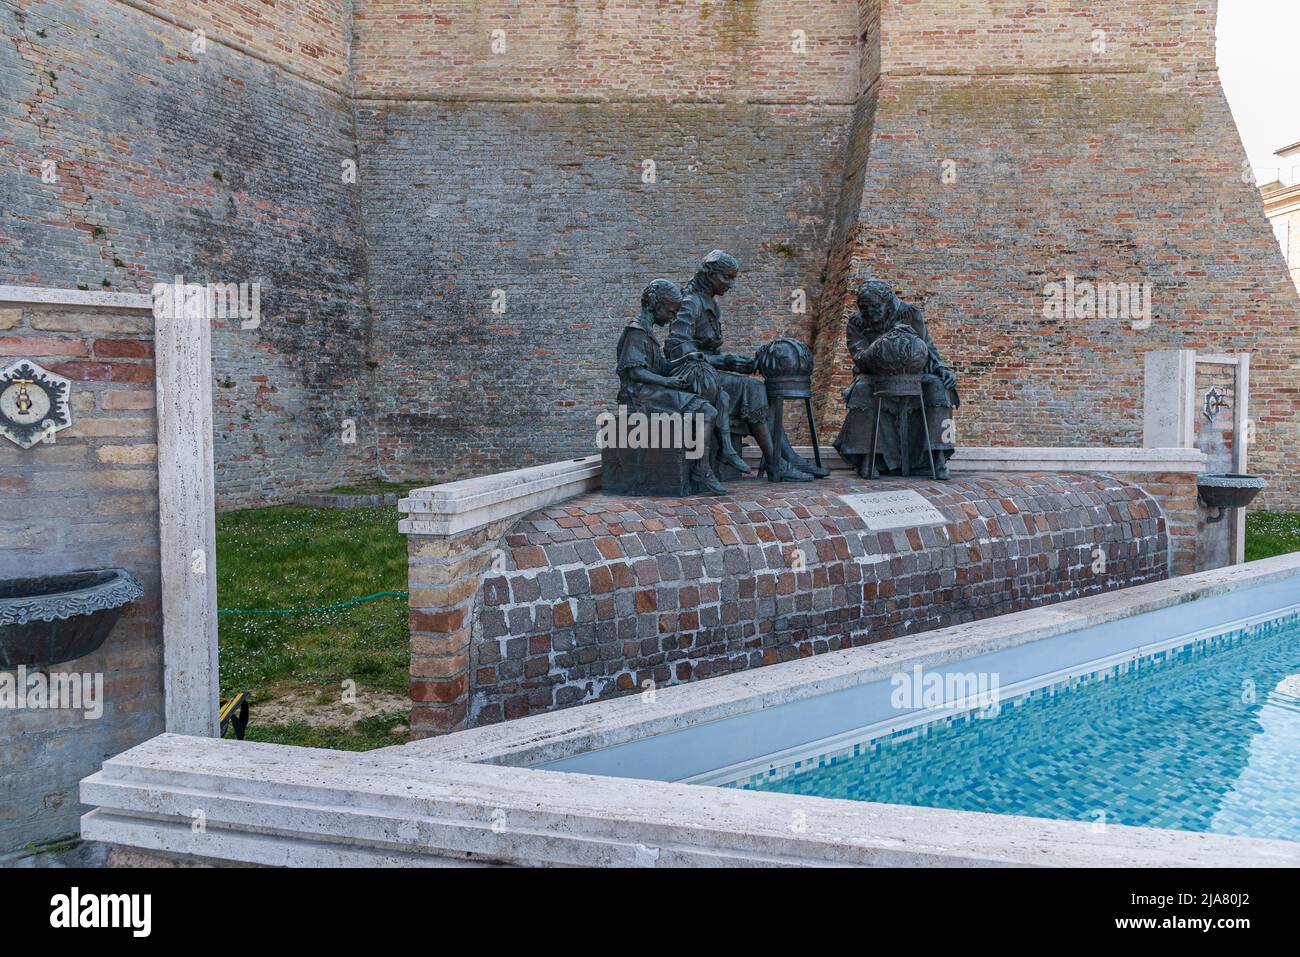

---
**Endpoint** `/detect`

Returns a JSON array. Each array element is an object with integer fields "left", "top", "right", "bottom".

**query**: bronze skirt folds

[
  {"left": 717, "top": 370, "right": 771, "bottom": 425},
  {"left": 674, "top": 356, "right": 722, "bottom": 407}
]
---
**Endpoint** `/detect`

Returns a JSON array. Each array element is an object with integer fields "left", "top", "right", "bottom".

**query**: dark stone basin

[
  {"left": 1197, "top": 473, "right": 1267, "bottom": 512},
  {"left": 0, "top": 568, "right": 144, "bottom": 669}
]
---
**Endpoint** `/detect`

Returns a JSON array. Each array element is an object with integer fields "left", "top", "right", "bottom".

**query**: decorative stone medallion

[
  {"left": 0, "top": 359, "right": 72, "bottom": 449},
  {"left": 839, "top": 489, "right": 948, "bottom": 531}
]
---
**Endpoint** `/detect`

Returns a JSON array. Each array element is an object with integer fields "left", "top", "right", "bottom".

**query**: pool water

[{"left": 729, "top": 613, "right": 1300, "bottom": 842}]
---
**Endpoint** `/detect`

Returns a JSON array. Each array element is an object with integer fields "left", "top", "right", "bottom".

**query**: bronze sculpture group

[{"left": 609, "top": 251, "right": 960, "bottom": 496}]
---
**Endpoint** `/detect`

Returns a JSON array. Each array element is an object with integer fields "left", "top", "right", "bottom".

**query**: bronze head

[
  {"left": 640, "top": 279, "right": 684, "bottom": 327},
  {"left": 856, "top": 280, "right": 899, "bottom": 332},
  {"left": 696, "top": 250, "right": 740, "bottom": 297}
]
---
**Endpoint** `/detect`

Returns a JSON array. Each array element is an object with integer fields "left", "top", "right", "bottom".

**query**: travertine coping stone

[
  {"left": 0, "top": 285, "right": 153, "bottom": 311},
  {"left": 952, "top": 446, "right": 1207, "bottom": 473},
  {"left": 81, "top": 554, "right": 1300, "bottom": 867},
  {"left": 80, "top": 725, "right": 1300, "bottom": 868},
  {"left": 746, "top": 445, "right": 1208, "bottom": 474},
  {"left": 399, "top": 455, "right": 601, "bottom": 537},
  {"left": 153, "top": 286, "right": 219, "bottom": 737}
]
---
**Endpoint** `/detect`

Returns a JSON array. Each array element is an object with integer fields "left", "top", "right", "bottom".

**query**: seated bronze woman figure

[
  {"left": 666, "top": 250, "right": 824, "bottom": 482},
  {"left": 615, "top": 280, "right": 727, "bottom": 496},
  {"left": 835, "top": 280, "right": 959, "bottom": 481}
]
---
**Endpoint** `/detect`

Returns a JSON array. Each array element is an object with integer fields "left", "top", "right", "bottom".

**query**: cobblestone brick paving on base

[{"left": 460, "top": 474, "right": 1168, "bottom": 728}]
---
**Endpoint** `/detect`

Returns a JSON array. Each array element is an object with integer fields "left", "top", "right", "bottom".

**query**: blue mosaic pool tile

[{"left": 724, "top": 611, "right": 1300, "bottom": 843}]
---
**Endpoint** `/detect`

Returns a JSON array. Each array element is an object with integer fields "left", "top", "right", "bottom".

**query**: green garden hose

[{"left": 217, "top": 591, "right": 408, "bottom": 616}]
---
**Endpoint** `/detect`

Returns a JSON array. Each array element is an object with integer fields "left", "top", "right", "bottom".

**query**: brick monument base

[{"left": 402, "top": 462, "right": 1178, "bottom": 738}]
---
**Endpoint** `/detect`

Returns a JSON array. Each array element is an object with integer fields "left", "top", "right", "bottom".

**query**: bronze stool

[
  {"left": 756, "top": 338, "right": 822, "bottom": 477},
  {"left": 866, "top": 373, "right": 937, "bottom": 480}
]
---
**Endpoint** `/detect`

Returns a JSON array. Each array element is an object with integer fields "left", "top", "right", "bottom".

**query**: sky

[{"left": 1217, "top": 0, "right": 1300, "bottom": 183}]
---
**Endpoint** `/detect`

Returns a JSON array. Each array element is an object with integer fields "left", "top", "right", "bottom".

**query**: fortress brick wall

[
  {"left": 0, "top": 0, "right": 376, "bottom": 508},
  {"left": 814, "top": 0, "right": 1300, "bottom": 507},
  {"left": 351, "top": 0, "right": 862, "bottom": 480},
  {"left": 2, "top": 0, "right": 1297, "bottom": 506}
]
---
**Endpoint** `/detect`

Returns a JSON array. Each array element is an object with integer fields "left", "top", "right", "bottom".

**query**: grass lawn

[
  {"left": 1244, "top": 512, "right": 1300, "bottom": 563},
  {"left": 216, "top": 505, "right": 410, "bottom": 750}
]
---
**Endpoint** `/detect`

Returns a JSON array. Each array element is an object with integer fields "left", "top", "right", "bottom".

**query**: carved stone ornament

[
  {"left": 0, "top": 568, "right": 145, "bottom": 628},
  {"left": 0, "top": 358, "right": 73, "bottom": 449}
]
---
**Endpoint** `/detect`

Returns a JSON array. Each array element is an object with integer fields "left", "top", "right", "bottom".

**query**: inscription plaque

[{"left": 840, "top": 489, "right": 947, "bottom": 531}]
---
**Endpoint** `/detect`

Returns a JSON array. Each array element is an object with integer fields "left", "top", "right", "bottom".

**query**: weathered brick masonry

[
  {"left": 407, "top": 517, "right": 515, "bottom": 735},
  {"left": 0, "top": 0, "right": 375, "bottom": 507},
  {"left": 0, "top": 302, "right": 163, "bottom": 855},
  {"left": 357, "top": 101, "right": 848, "bottom": 478},
  {"left": 352, "top": 0, "right": 862, "bottom": 480},
  {"left": 407, "top": 473, "right": 1170, "bottom": 736},
  {"left": 350, "top": 0, "right": 864, "bottom": 101},
  {"left": 813, "top": 0, "right": 1300, "bottom": 506},
  {"left": 3, "top": 0, "right": 1296, "bottom": 507},
  {"left": 1127, "top": 469, "right": 1200, "bottom": 577}
]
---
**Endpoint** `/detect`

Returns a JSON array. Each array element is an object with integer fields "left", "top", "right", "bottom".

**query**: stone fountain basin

[
  {"left": 1197, "top": 473, "right": 1267, "bottom": 511},
  {"left": 0, "top": 568, "right": 143, "bottom": 669}
]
